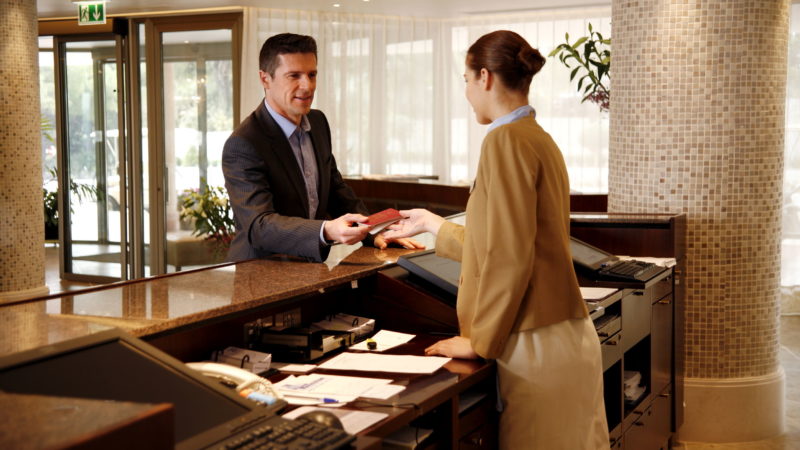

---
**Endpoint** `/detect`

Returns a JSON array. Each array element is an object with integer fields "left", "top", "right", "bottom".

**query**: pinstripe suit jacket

[{"left": 222, "top": 102, "right": 368, "bottom": 262}]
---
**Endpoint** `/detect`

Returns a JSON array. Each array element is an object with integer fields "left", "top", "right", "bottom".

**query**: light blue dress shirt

[
  {"left": 487, "top": 104, "right": 536, "bottom": 133},
  {"left": 264, "top": 100, "right": 328, "bottom": 244}
]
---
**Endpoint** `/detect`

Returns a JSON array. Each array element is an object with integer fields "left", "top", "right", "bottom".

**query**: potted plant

[
  {"left": 178, "top": 182, "right": 235, "bottom": 257},
  {"left": 549, "top": 23, "right": 611, "bottom": 112},
  {"left": 42, "top": 167, "right": 100, "bottom": 241}
]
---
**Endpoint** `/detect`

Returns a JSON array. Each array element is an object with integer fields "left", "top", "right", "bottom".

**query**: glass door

[
  {"left": 54, "top": 36, "right": 127, "bottom": 283},
  {"left": 143, "top": 14, "right": 241, "bottom": 274}
]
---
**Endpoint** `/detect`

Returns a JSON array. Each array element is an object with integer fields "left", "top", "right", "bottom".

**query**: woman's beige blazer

[{"left": 436, "top": 115, "right": 588, "bottom": 359}]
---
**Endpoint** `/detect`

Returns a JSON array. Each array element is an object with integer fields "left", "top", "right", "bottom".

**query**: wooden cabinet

[{"left": 572, "top": 213, "right": 685, "bottom": 450}]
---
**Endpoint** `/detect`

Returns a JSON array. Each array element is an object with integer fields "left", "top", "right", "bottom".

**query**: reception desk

[{"left": 0, "top": 212, "right": 684, "bottom": 449}]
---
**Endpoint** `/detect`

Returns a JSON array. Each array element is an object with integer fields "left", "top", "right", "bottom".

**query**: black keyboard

[
  {"left": 598, "top": 260, "right": 664, "bottom": 281},
  {"left": 203, "top": 415, "right": 355, "bottom": 450}
]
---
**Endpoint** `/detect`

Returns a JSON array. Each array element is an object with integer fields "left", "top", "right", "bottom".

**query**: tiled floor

[{"left": 674, "top": 315, "right": 800, "bottom": 450}]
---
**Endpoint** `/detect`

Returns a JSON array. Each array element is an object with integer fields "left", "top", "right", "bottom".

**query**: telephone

[{"left": 186, "top": 361, "right": 283, "bottom": 406}]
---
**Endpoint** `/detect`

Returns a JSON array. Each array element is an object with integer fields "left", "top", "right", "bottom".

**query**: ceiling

[{"left": 37, "top": 0, "right": 610, "bottom": 19}]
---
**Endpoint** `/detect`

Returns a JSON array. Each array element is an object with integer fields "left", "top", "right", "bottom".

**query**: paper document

[
  {"left": 349, "top": 329, "right": 415, "bottom": 352},
  {"left": 361, "top": 384, "right": 406, "bottom": 400},
  {"left": 283, "top": 407, "right": 388, "bottom": 435},
  {"left": 213, "top": 346, "right": 272, "bottom": 374},
  {"left": 318, "top": 352, "right": 451, "bottom": 374},
  {"left": 618, "top": 256, "right": 676, "bottom": 267},
  {"left": 580, "top": 287, "right": 618, "bottom": 301},
  {"left": 311, "top": 313, "right": 375, "bottom": 340},
  {"left": 274, "top": 373, "right": 393, "bottom": 404},
  {"left": 272, "top": 362, "right": 316, "bottom": 373}
]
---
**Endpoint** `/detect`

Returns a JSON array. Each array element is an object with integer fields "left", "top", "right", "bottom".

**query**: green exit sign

[{"left": 77, "top": 3, "right": 106, "bottom": 26}]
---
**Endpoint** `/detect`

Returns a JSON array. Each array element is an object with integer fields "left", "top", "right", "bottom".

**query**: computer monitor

[
  {"left": 0, "top": 329, "right": 261, "bottom": 446},
  {"left": 569, "top": 236, "right": 619, "bottom": 271},
  {"left": 397, "top": 249, "right": 460, "bottom": 297}
]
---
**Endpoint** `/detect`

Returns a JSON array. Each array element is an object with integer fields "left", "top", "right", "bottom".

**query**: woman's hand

[
  {"left": 373, "top": 234, "right": 426, "bottom": 250},
  {"left": 382, "top": 209, "right": 445, "bottom": 240},
  {"left": 424, "top": 336, "right": 478, "bottom": 359}
]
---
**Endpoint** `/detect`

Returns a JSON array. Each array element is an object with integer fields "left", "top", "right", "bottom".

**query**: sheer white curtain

[
  {"left": 783, "top": 3, "right": 800, "bottom": 300},
  {"left": 240, "top": 6, "right": 611, "bottom": 191}
]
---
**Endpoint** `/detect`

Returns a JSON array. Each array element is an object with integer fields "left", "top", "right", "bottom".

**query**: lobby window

[{"left": 784, "top": 3, "right": 800, "bottom": 301}]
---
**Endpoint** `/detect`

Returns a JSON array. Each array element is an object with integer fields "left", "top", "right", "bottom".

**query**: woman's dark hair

[
  {"left": 466, "top": 30, "right": 545, "bottom": 95},
  {"left": 259, "top": 33, "right": 317, "bottom": 76}
]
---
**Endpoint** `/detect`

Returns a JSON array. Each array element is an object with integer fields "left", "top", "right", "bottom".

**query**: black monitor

[
  {"left": 570, "top": 236, "right": 619, "bottom": 271},
  {"left": 0, "top": 329, "right": 263, "bottom": 446},
  {"left": 397, "top": 249, "right": 460, "bottom": 297}
]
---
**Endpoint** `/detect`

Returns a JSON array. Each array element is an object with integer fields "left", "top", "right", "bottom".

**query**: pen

[{"left": 281, "top": 393, "right": 340, "bottom": 404}]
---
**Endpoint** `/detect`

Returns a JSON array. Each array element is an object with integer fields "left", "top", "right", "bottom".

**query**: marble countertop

[{"left": 0, "top": 243, "right": 430, "bottom": 359}]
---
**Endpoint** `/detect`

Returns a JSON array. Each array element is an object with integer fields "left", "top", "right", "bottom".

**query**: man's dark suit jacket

[{"left": 222, "top": 102, "right": 368, "bottom": 262}]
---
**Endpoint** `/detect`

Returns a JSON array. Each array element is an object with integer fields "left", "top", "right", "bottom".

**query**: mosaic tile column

[
  {"left": 611, "top": 0, "right": 790, "bottom": 442},
  {"left": 0, "top": 0, "right": 49, "bottom": 303}
]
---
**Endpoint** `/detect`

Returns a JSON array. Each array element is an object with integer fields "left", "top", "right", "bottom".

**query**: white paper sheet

[
  {"left": 274, "top": 373, "right": 393, "bottom": 404},
  {"left": 360, "top": 384, "right": 406, "bottom": 400},
  {"left": 273, "top": 362, "right": 317, "bottom": 373},
  {"left": 580, "top": 286, "right": 618, "bottom": 301},
  {"left": 318, "top": 352, "right": 451, "bottom": 374},
  {"left": 349, "top": 329, "right": 415, "bottom": 352},
  {"left": 282, "top": 407, "right": 389, "bottom": 435}
]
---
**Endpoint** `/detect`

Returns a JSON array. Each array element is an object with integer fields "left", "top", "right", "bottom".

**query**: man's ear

[{"left": 258, "top": 70, "right": 272, "bottom": 90}]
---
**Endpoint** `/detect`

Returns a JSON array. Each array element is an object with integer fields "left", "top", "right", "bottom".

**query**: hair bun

[{"left": 517, "top": 47, "right": 545, "bottom": 76}]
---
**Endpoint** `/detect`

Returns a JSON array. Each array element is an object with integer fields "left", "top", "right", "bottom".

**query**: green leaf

[
  {"left": 569, "top": 66, "right": 580, "bottom": 81},
  {"left": 588, "top": 22, "right": 593, "bottom": 33},
  {"left": 548, "top": 47, "right": 559, "bottom": 57},
  {"left": 577, "top": 76, "right": 585, "bottom": 92},
  {"left": 573, "top": 36, "right": 588, "bottom": 48}
]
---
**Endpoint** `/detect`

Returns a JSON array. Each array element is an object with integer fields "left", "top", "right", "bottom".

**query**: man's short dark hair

[{"left": 259, "top": 33, "right": 317, "bottom": 76}]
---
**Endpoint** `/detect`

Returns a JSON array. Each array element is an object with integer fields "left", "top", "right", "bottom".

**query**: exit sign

[{"left": 77, "top": 3, "right": 106, "bottom": 26}]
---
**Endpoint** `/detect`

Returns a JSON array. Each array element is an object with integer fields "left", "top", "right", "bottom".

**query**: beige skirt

[{"left": 497, "top": 317, "right": 610, "bottom": 450}]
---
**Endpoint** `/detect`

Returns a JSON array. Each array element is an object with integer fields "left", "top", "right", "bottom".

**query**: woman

[{"left": 383, "top": 30, "right": 609, "bottom": 449}]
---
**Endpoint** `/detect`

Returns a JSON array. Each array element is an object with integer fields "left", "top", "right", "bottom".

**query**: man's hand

[
  {"left": 424, "top": 336, "right": 478, "bottom": 359},
  {"left": 324, "top": 213, "right": 370, "bottom": 245},
  {"left": 382, "top": 208, "right": 445, "bottom": 240},
  {"left": 373, "top": 233, "right": 426, "bottom": 250}
]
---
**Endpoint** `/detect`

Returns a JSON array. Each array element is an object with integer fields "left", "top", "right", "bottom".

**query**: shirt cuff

[{"left": 320, "top": 221, "right": 331, "bottom": 245}]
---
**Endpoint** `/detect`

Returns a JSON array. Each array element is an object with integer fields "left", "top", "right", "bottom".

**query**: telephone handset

[{"left": 186, "top": 361, "right": 283, "bottom": 405}]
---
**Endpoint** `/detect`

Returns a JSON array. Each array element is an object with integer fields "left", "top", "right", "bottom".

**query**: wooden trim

[{"left": 39, "top": 18, "right": 126, "bottom": 36}]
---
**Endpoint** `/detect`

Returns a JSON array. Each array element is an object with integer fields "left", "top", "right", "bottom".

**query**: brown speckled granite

[
  {"left": 0, "top": 245, "right": 421, "bottom": 358},
  {"left": 0, "top": 393, "right": 173, "bottom": 449}
]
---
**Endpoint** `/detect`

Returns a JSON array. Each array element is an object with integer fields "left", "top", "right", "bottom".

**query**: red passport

[{"left": 364, "top": 208, "right": 403, "bottom": 234}]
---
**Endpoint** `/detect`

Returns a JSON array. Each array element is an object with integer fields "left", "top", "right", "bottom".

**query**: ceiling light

[{"left": 333, "top": 3, "right": 340, "bottom": 7}]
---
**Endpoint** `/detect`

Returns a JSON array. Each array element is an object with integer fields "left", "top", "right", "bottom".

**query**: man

[{"left": 223, "top": 33, "right": 420, "bottom": 262}]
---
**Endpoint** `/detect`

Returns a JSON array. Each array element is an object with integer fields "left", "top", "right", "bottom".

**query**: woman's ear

[{"left": 480, "top": 68, "right": 492, "bottom": 91}]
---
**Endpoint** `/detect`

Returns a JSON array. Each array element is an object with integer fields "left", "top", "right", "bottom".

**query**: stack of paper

[
  {"left": 310, "top": 313, "right": 375, "bottom": 341},
  {"left": 273, "top": 373, "right": 402, "bottom": 405},
  {"left": 623, "top": 370, "right": 645, "bottom": 403},
  {"left": 212, "top": 346, "right": 271, "bottom": 374}
]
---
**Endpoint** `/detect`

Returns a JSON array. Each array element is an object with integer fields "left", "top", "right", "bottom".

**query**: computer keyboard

[
  {"left": 598, "top": 260, "right": 664, "bottom": 281},
  {"left": 203, "top": 414, "right": 355, "bottom": 450}
]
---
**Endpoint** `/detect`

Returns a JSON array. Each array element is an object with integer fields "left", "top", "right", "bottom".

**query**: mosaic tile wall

[
  {"left": 610, "top": 0, "right": 789, "bottom": 379},
  {"left": 0, "top": 0, "right": 45, "bottom": 295}
]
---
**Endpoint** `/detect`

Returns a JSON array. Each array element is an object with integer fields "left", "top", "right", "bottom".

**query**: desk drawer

[
  {"left": 650, "top": 273, "right": 673, "bottom": 305},
  {"left": 602, "top": 332, "right": 622, "bottom": 372},
  {"left": 622, "top": 291, "right": 651, "bottom": 352}
]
